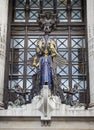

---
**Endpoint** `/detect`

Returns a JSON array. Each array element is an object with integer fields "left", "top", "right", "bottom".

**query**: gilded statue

[{"left": 31, "top": 37, "right": 67, "bottom": 90}]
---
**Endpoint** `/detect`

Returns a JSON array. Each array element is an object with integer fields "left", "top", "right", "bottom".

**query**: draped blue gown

[{"left": 40, "top": 56, "right": 52, "bottom": 88}]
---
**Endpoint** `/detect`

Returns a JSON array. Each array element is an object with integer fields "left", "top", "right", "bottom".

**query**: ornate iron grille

[
  {"left": 4, "top": 0, "right": 89, "bottom": 108},
  {"left": 13, "top": 0, "right": 83, "bottom": 23}
]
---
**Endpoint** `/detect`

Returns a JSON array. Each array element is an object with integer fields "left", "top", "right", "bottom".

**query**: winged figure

[{"left": 29, "top": 36, "right": 67, "bottom": 91}]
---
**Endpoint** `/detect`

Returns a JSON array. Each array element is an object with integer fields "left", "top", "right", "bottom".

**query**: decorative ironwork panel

[
  {"left": 14, "top": 0, "right": 40, "bottom": 22},
  {"left": 10, "top": 38, "right": 24, "bottom": 49},
  {"left": 71, "top": 10, "right": 82, "bottom": 22},
  {"left": 57, "top": 0, "right": 82, "bottom": 23},
  {"left": 57, "top": 0, "right": 68, "bottom": 23},
  {"left": 57, "top": 0, "right": 68, "bottom": 8},
  {"left": 26, "top": 78, "right": 32, "bottom": 90},
  {"left": 9, "top": 51, "right": 24, "bottom": 63},
  {"left": 9, "top": 36, "right": 41, "bottom": 87},
  {"left": 61, "top": 78, "right": 69, "bottom": 89},
  {"left": 71, "top": 0, "right": 81, "bottom": 7},
  {"left": 15, "top": 0, "right": 26, "bottom": 9},
  {"left": 43, "top": 0, "right": 53, "bottom": 9},
  {"left": 29, "top": 0, "right": 40, "bottom": 8},
  {"left": 71, "top": 0, "right": 82, "bottom": 22},
  {"left": 13, "top": 0, "right": 83, "bottom": 23},
  {"left": 7, "top": 34, "right": 88, "bottom": 106},
  {"left": 29, "top": 10, "right": 39, "bottom": 22},
  {"left": 57, "top": 66, "right": 68, "bottom": 75},
  {"left": 9, "top": 77, "right": 23, "bottom": 89},
  {"left": 57, "top": 10, "right": 68, "bottom": 22},
  {"left": 14, "top": 0, "right": 26, "bottom": 22},
  {"left": 14, "top": 10, "right": 25, "bottom": 22}
]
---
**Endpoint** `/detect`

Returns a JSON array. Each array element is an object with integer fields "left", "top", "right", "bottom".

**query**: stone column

[
  {"left": 87, "top": 0, "right": 94, "bottom": 105},
  {"left": 0, "top": 0, "right": 8, "bottom": 106}
]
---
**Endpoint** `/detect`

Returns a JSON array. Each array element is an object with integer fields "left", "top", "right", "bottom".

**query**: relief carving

[
  {"left": 0, "top": 24, "right": 6, "bottom": 59},
  {"left": 88, "top": 37, "right": 94, "bottom": 57}
]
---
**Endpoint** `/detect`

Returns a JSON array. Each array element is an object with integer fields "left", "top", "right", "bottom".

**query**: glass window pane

[
  {"left": 57, "top": 0, "right": 67, "bottom": 8},
  {"left": 27, "top": 51, "right": 36, "bottom": 60},
  {"left": 15, "top": 0, "right": 26, "bottom": 9},
  {"left": 29, "top": 10, "right": 39, "bottom": 22},
  {"left": 58, "top": 51, "right": 68, "bottom": 60},
  {"left": 28, "top": 38, "right": 38, "bottom": 48},
  {"left": 27, "top": 66, "right": 36, "bottom": 75},
  {"left": 11, "top": 38, "right": 24, "bottom": 49},
  {"left": 57, "top": 10, "right": 68, "bottom": 22},
  {"left": 61, "top": 79, "right": 69, "bottom": 89},
  {"left": 57, "top": 66, "right": 68, "bottom": 75},
  {"left": 71, "top": 0, "right": 81, "bottom": 8},
  {"left": 57, "top": 38, "right": 68, "bottom": 48},
  {"left": 71, "top": 38, "right": 85, "bottom": 49},
  {"left": 14, "top": 10, "right": 25, "bottom": 22},
  {"left": 9, "top": 79, "right": 23, "bottom": 89},
  {"left": 26, "top": 79, "right": 32, "bottom": 89},
  {"left": 29, "top": 0, "right": 40, "bottom": 8},
  {"left": 72, "top": 78, "right": 86, "bottom": 89},
  {"left": 71, "top": 10, "right": 82, "bottom": 22},
  {"left": 43, "top": 0, "right": 53, "bottom": 8}
]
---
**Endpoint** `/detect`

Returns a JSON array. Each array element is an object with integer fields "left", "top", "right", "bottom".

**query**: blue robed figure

[
  {"left": 39, "top": 50, "right": 53, "bottom": 89},
  {"left": 31, "top": 38, "right": 66, "bottom": 90}
]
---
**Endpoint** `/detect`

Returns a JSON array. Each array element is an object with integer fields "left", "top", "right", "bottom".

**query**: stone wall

[
  {"left": 0, "top": 116, "right": 94, "bottom": 130},
  {"left": 87, "top": 0, "right": 94, "bottom": 105},
  {"left": 0, "top": 0, "right": 8, "bottom": 103}
]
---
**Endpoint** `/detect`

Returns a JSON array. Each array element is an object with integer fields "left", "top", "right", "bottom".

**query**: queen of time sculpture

[
  {"left": 32, "top": 38, "right": 57, "bottom": 89},
  {"left": 30, "top": 36, "right": 67, "bottom": 96},
  {"left": 29, "top": 12, "right": 67, "bottom": 99},
  {"left": 8, "top": 12, "right": 79, "bottom": 108},
  {"left": 29, "top": 12, "right": 79, "bottom": 107}
]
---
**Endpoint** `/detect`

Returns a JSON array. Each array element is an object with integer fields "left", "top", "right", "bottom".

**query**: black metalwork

[
  {"left": 38, "top": 12, "right": 57, "bottom": 33},
  {"left": 3, "top": 0, "right": 89, "bottom": 108}
]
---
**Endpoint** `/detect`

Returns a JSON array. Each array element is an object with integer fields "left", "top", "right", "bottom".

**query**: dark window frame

[{"left": 3, "top": 0, "right": 90, "bottom": 109}]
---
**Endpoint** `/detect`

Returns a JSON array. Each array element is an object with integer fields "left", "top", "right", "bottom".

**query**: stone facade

[
  {"left": 0, "top": 117, "right": 94, "bottom": 130},
  {"left": 0, "top": 0, "right": 8, "bottom": 104},
  {"left": 0, "top": 86, "right": 94, "bottom": 129},
  {"left": 0, "top": 0, "right": 94, "bottom": 130},
  {"left": 87, "top": 0, "right": 94, "bottom": 105}
]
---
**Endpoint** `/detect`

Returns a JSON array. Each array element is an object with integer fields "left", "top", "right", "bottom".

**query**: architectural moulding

[{"left": 0, "top": 0, "right": 8, "bottom": 108}]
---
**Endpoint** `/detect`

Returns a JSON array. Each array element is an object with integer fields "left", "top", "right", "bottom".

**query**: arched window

[{"left": 4, "top": 0, "right": 89, "bottom": 108}]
